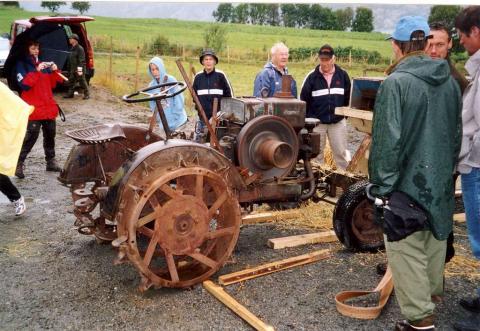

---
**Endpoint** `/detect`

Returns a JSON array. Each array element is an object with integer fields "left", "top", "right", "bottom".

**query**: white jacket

[{"left": 458, "top": 49, "right": 480, "bottom": 174}]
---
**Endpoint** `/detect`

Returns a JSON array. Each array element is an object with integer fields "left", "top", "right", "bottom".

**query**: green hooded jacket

[{"left": 368, "top": 53, "right": 462, "bottom": 240}]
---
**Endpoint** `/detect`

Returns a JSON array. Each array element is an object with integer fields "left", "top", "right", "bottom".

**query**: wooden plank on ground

[
  {"left": 203, "top": 280, "right": 275, "bottom": 331},
  {"left": 268, "top": 231, "right": 337, "bottom": 249},
  {"left": 218, "top": 249, "right": 331, "bottom": 286},
  {"left": 242, "top": 211, "right": 297, "bottom": 225},
  {"left": 453, "top": 213, "right": 465, "bottom": 223}
]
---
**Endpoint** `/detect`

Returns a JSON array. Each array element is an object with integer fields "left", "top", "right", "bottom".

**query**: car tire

[{"left": 333, "top": 180, "right": 384, "bottom": 252}]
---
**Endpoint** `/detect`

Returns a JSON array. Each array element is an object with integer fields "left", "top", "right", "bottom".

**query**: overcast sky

[{"left": 19, "top": 1, "right": 432, "bottom": 33}]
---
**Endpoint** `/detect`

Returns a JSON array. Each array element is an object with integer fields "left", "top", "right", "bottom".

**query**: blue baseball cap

[{"left": 387, "top": 16, "right": 430, "bottom": 42}]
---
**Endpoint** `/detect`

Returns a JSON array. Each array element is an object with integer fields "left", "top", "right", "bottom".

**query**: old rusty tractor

[{"left": 58, "top": 68, "right": 384, "bottom": 291}]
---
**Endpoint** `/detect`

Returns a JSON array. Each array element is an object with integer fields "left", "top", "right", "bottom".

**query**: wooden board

[
  {"left": 268, "top": 231, "right": 337, "bottom": 249},
  {"left": 203, "top": 280, "right": 275, "bottom": 331},
  {"left": 453, "top": 213, "right": 465, "bottom": 223},
  {"left": 335, "top": 107, "right": 373, "bottom": 121},
  {"left": 241, "top": 211, "right": 297, "bottom": 225},
  {"left": 218, "top": 249, "right": 331, "bottom": 286}
]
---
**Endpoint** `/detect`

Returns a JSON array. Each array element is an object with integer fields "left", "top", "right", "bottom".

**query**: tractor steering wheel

[{"left": 122, "top": 81, "right": 187, "bottom": 103}]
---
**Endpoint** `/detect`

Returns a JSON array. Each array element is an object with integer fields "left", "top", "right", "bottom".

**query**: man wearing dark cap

[
  {"left": 64, "top": 33, "right": 89, "bottom": 99},
  {"left": 300, "top": 44, "right": 351, "bottom": 169},
  {"left": 368, "top": 16, "right": 462, "bottom": 331},
  {"left": 192, "top": 48, "right": 233, "bottom": 142}
]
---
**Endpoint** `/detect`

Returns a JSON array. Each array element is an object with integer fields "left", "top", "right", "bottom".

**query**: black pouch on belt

[{"left": 383, "top": 191, "right": 427, "bottom": 242}]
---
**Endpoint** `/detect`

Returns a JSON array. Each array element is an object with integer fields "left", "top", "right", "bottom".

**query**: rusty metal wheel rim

[
  {"left": 351, "top": 199, "right": 383, "bottom": 245},
  {"left": 124, "top": 167, "right": 240, "bottom": 289}
]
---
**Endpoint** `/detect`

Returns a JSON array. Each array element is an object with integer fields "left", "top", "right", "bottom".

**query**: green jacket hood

[{"left": 392, "top": 54, "right": 451, "bottom": 86}]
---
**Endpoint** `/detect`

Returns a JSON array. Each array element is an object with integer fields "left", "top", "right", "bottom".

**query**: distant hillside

[{"left": 19, "top": 1, "right": 431, "bottom": 33}]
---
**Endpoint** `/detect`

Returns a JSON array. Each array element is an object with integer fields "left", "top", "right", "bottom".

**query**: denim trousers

[{"left": 461, "top": 167, "right": 480, "bottom": 260}]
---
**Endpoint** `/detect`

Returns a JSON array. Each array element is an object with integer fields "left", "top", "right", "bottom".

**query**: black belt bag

[{"left": 367, "top": 185, "right": 427, "bottom": 242}]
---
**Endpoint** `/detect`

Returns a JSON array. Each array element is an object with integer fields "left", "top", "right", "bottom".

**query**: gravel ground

[{"left": 0, "top": 86, "right": 478, "bottom": 330}]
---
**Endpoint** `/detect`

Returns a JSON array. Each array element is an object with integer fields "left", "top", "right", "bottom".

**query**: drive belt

[{"left": 335, "top": 266, "right": 393, "bottom": 320}]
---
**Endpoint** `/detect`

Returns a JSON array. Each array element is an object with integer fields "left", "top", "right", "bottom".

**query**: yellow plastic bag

[{"left": 0, "top": 82, "right": 34, "bottom": 176}]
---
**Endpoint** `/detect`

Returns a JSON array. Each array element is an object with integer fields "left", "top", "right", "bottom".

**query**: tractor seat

[{"left": 65, "top": 124, "right": 126, "bottom": 144}]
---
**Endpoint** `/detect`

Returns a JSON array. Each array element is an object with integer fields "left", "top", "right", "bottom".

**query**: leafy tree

[
  {"left": 233, "top": 3, "right": 249, "bottom": 24},
  {"left": 0, "top": 1, "right": 19, "bottom": 7},
  {"left": 280, "top": 4, "right": 297, "bottom": 27},
  {"left": 352, "top": 7, "right": 374, "bottom": 32},
  {"left": 213, "top": 3, "right": 234, "bottom": 23},
  {"left": 204, "top": 24, "right": 228, "bottom": 52},
  {"left": 295, "top": 4, "right": 311, "bottom": 28},
  {"left": 428, "top": 5, "right": 462, "bottom": 31},
  {"left": 309, "top": 5, "right": 337, "bottom": 31},
  {"left": 40, "top": 1, "right": 66, "bottom": 13},
  {"left": 335, "top": 7, "right": 354, "bottom": 31},
  {"left": 428, "top": 5, "right": 463, "bottom": 53},
  {"left": 71, "top": 2, "right": 90, "bottom": 14},
  {"left": 249, "top": 3, "right": 269, "bottom": 25},
  {"left": 266, "top": 4, "right": 280, "bottom": 26}
]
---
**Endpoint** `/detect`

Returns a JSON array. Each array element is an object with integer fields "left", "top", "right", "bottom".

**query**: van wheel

[{"left": 333, "top": 180, "right": 384, "bottom": 252}]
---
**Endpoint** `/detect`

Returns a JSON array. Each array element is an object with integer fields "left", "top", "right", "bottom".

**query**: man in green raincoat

[{"left": 368, "top": 16, "right": 462, "bottom": 330}]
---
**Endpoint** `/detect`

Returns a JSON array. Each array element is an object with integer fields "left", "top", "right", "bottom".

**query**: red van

[{"left": 9, "top": 16, "right": 95, "bottom": 82}]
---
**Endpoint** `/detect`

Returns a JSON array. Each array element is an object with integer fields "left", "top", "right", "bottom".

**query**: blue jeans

[{"left": 461, "top": 167, "right": 480, "bottom": 260}]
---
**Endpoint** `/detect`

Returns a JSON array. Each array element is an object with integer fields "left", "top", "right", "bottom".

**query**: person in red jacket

[{"left": 14, "top": 40, "right": 63, "bottom": 179}]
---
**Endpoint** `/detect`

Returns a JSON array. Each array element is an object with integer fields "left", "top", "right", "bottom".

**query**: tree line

[{"left": 213, "top": 4, "right": 374, "bottom": 32}]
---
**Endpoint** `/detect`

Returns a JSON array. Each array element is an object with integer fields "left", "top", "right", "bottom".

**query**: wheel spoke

[
  {"left": 143, "top": 235, "right": 159, "bottom": 266},
  {"left": 205, "top": 227, "right": 235, "bottom": 240},
  {"left": 195, "top": 174, "right": 204, "bottom": 200},
  {"left": 160, "top": 183, "right": 181, "bottom": 198},
  {"left": 208, "top": 191, "right": 228, "bottom": 219},
  {"left": 138, "top": 226, "right": 154, "bottom": 238},
  {"left": 165, "top": 252, "right": 180, "bottom": 282},
  {"left": 137, "top": 210, "right": 159, "bottom": 228},
  {"left": 188, "top": 252, "right": 217, "bottom": 269}
]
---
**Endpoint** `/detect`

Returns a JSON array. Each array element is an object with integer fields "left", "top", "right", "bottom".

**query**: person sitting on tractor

[{"left": 147, "top": 56, "right": 187, "bottom": 137}]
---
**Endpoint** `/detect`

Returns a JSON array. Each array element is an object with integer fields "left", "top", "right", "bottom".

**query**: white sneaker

[{"left": 13, "top": 196, "right": 26, "bottom": 216}]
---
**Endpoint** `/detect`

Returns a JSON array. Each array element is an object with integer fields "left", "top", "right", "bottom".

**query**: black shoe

[
  {"left": 460, "top": 297, "right": 480, "bottom": 313},
  {"left": 83, "top": 95, "right": 90, "bottom": 100},
  {"left": 15, "top": 162, "right": 25, "bottom": 179},
  {"left": 453, "top": 318, "right": 480, "bottom": 331},
  {"left": 63, "top": 94, "right": 74, "bottom": 99},
  {"left": 46, "top": 159, "right": 62, "bottom": 172}
]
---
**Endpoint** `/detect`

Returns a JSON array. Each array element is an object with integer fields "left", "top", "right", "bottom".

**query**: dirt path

[{"left": 0, "top": 86, "right": 477, "bottom": 330}]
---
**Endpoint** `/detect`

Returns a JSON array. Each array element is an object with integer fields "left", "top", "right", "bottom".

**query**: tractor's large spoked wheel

[{"left": 124, "top": 167, "right": 241, "bottom": 290}]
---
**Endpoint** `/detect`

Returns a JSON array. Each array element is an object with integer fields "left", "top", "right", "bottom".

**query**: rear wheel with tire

[{"left": 333, "top": 180, "right": 384, "bottom": 252}]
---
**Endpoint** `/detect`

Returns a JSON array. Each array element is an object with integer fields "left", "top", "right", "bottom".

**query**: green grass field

[
  {"left": 0, "top": 5, "right": 393, "bottom": 58},
  {"left": 1, "top": 5, "right": 391, "bottom": 103}
]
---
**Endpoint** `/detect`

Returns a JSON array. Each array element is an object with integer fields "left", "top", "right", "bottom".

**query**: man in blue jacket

[
  {"left": 300, "top": 45, "right": 351, "bottom": 169},
  {"left": 253, "top": 42, "right": 297, "bottom": 98}
]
